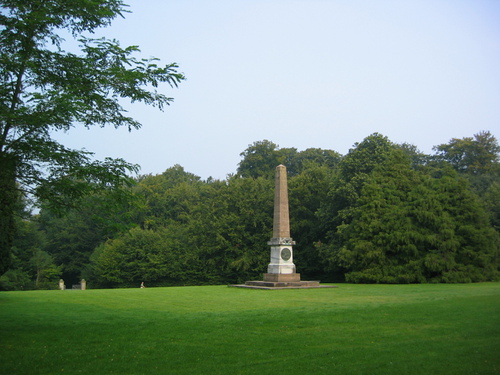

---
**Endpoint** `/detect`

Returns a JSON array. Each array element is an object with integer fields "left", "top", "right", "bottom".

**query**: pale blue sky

[{"left": 54, "top": 0, "right": 500, "bottom": 180}]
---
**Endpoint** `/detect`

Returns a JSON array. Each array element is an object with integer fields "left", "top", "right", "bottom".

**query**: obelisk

[
  {"left": 263, "top": 164, "right": 300, "bottom": 282},
  {"left": 230, "top": 164, "right": 334, "bottom": 288}
]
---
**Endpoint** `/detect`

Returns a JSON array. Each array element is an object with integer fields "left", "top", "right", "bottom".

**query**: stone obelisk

[
  {"left": 264, "top": 164, "right": 300, "bottom": 281},
  {"left": 230, "top": 164, "right": 335, "bottom": 289}
]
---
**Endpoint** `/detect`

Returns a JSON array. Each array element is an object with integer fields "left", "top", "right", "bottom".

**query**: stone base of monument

[
  {"left": 229, "top": 273, "right": 337, "bottom": 289},
  {"left": 263, "top": 273, "right": 301, "bottom": 282}
]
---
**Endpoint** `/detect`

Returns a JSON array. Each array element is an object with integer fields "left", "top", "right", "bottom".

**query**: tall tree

[
  {"left": 317, "top": 133, "right": 396, "bottom": 237},
  {"left": 237, "top": 140, "right": 341, "bottom": 178},
  {"left": 433, "top": 131, "right": 500, "bottom": 175},
  {"left": 38, "top": 189, "right": 135, "bottom": 286},
  {"left": 0, "top": 210, "right": 47, "bottom": 290},
  {"left": 237, "top": 140, "right": 287, "bottom": 179},
  {"left": 31, "top": 248, "right": 60, "bottom": 289},
  {"left": 319, "top": 135, "right": 500, "bottom": 283},
  {"left": 0, "top": 0, "right": 184, "bottom": 274},
  {"left": 289, "top": 164, "right": 334, "bottom": 280},
  {"left": 434, "top": 131, "right": 500, "bottom": 231}
]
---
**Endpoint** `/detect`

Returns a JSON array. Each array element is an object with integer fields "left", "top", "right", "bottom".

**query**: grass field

[{"left": 1, "top": 283, "right": 499, "bottom": 374}]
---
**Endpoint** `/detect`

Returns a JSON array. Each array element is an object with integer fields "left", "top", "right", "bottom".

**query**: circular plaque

[{"left": 281, "top": 248, "right": 292, "bottom": 261}]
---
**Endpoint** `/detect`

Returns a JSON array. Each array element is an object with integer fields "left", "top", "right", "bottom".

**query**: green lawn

[{"left": 1, "top": 283, "right": 499, "bottom": 374}]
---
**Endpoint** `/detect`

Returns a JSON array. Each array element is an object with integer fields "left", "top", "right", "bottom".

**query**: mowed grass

[{"left": 1, "top": 283, "right": 499, "bottom": 375}]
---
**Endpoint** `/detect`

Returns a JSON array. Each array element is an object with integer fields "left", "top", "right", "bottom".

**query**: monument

[{"left": 231, "top": 165, "right": 335, "bottom": 289}]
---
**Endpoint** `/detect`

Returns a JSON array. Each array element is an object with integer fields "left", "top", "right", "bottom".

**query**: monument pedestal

[
  {"left": 232, "top": 278, "right": 328, "bottom": 289},
  {"left": 263, "top": 273, "right": 301, "bottom": 282},
  {"left": 232, "top": 272, "right": 334, "bottom": 289}
]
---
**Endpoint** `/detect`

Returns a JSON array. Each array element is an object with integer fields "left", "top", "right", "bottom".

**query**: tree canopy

[
  {"left": 0, "top": 0, "right": 185, "bottom": 274},
  {"left": 433, "top": 131, "right": 500, "bottom": 175}
]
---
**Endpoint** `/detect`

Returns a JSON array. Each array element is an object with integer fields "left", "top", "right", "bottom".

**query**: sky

[{"left": 53, "top": 0, "right": 500, "bottom": 180}]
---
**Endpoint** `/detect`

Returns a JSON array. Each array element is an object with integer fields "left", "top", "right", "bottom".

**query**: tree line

[{"left": 2, "top": 131, "right": 499, "bottom": 290}]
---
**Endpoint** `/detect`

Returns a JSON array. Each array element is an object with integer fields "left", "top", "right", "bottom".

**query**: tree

[
  {"left": 0, "top": 1, "right": 185, "bottom": 274},
  {"left": 317, "top": 133, "right": 396, "bottom": 239},
  {"left": 433, "top": 131, "right": 500, "bottom": 175},
  {"left": 289, "top": 164, "right": 334, "bottom": 280},
  {"left": 433, "top": 131, "right": 500, "bottom": 232},
  {"left": 237, "top": 140, "right": 341, "bottom": 179},
  {"left": 0, "top": 211, "right": 46, "bottom": 290},
  {"left": 90, "top": 225, "right": 198, "bottom": 287},
  {"left": 38, "top": 189, "right": 136, "bottom": 285},
  {"left": 319, "top": 135, "right": 500, "bottom": 283},
  {"left": 0, "top": 192, "right": 64, "bottom": 290},
  {"left": 288, "top": 148, "right": 341, "bottom": 175},
  {"left": 31, "top": 248, "right": 61, "bottom": 289},
  {"left": 237, "top": 140, "right": 287, "bottom": 178}
]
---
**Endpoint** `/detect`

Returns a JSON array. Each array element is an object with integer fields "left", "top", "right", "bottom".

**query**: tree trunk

[{"left": 0, "top": 155, "right": 17, "bottom": 275}]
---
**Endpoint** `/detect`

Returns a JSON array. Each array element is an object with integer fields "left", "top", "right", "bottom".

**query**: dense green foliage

[
  {"left": 2, "top": 132, "right": 499, "bottom": 289},
  {"left": 318, "top": 134, "right": 499, "bottom": 283},
  {"left": 0, "top": 0, "right": 184, "bottom": 275},
  {"left": 1, "top": 284, "right": 499, "bottom": 374},
  {"left": 434, "top": 131, "right": 500, "bottom": 232}
]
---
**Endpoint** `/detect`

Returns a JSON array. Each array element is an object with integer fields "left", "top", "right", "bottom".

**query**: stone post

[
  {"left": 59, "top": 279, "right": 65, "bottom": 290},
  {"left": 81, "top": 279, "right": 86, "bottom": 290}
]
